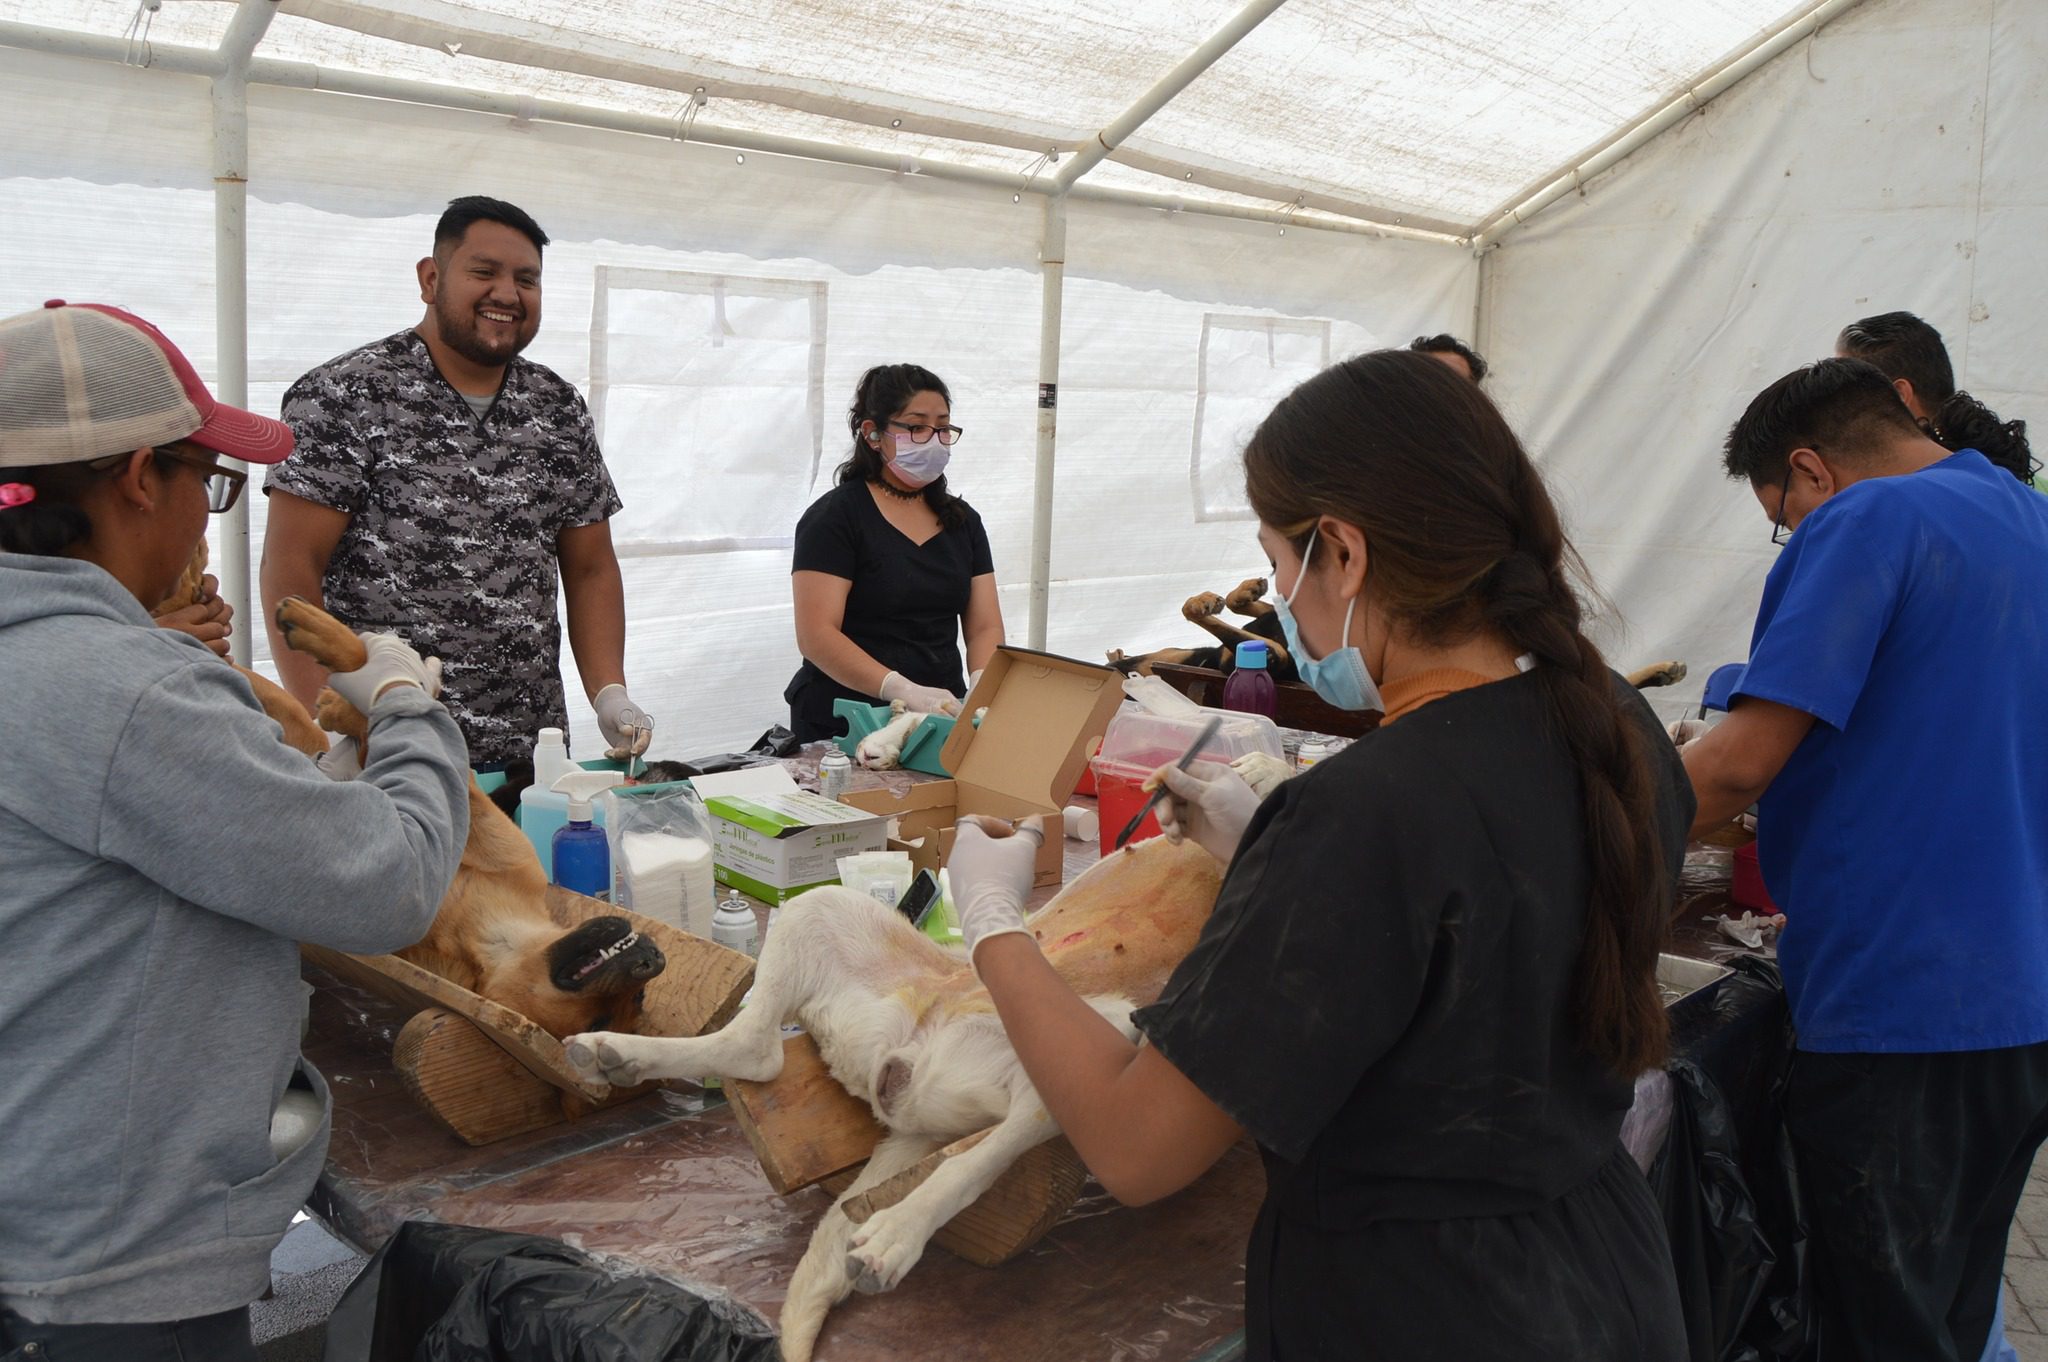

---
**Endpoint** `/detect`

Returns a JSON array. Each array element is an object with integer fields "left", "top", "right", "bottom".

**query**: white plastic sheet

[
  {"left": 0, "top": 47, "right": 1471, "bottom": 757},
  {"left": 0, "top": 0, "right": 1821, "bottom": 233},
  {"left": 1484, "top": 0, "right": 2039, "bottom": 721}
]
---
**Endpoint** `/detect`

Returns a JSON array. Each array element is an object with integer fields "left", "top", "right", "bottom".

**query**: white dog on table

[{"left": 565, "top": 820, "right": 1223, "bottom": 1362}]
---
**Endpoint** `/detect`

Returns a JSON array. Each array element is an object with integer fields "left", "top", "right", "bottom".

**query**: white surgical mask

[{"left": 884, "top": 431, "right": 950, "bottom": 488}]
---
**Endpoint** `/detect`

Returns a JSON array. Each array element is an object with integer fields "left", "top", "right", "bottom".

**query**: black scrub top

[
  {"left": 784, "top": 479, "right": 994, "bottom": 742},
  {"left": 1133, "top": 671, "right": 1695, "bottom": 1361}
]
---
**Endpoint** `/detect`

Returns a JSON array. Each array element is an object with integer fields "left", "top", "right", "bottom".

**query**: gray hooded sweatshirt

[{"left": 0, "top": 554, "right": 470, "bottom": 1325}]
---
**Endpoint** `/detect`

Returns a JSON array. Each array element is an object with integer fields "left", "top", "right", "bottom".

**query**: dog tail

[
  {"left": 778, "top": 1199, "right": 858, "bottom": 1362},
  {"left": 777, "top": 1131, "right": 940, "bottom": 1361}
]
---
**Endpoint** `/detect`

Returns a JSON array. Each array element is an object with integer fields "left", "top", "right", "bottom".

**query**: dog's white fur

[
  {"left": 854, "top": 702, "right": 921, "bottom": 770},
  {"left": 564, "top": 840, "right": 1215, "bottom": 1361}
]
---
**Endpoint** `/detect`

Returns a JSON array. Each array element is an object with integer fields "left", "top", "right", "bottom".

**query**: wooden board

[
  {"left": 304, "top": 891, "right": 756, "bottom": 1110},
  {"left": 299, "top": 942, "right": 610, "bottom": 1101},
  {"left": 842, "top": 1130, "right": 1091, "bottom": 1268},
  {"left": 393, "top": 1007, "right": 569, "bottom": 1146},
  {"left": 728, "top": 1035, "right": 885, "bottom": 1193}
]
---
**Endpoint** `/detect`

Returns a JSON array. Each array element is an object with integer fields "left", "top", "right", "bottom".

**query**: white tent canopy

[{"left": 2, "top": 0, "right": 2038, "bottom": 759}]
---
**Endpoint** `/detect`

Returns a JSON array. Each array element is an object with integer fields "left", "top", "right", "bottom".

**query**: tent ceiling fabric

[{"left": 5, "top": 0, "right": 1820, "bottom": 235}]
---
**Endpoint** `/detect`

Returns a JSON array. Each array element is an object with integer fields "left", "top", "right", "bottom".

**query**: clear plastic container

[{"left": 1089, "top": 706, "right": 1285, "bottom": 856}]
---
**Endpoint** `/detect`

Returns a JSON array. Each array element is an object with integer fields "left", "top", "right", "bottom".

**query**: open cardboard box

[{"left": 840, "top": 646, "right": 1123, "bottom": 887}]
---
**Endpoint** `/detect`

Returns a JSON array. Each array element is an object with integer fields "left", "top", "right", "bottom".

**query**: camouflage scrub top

[{"left": 267, "top": 330, "right": 622, "bottom": 765}]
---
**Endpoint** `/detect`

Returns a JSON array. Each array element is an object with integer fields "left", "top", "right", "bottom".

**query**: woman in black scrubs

[
  {"left": 949, "top": 351, "right": 1691, "bottom": 1360},
  {"left": 785, "top": 363, "right": 1003, "bottom": 743}
]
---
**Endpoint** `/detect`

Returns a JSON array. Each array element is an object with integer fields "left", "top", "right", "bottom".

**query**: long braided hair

[{"left": 1243, "top": 350, "right": 1671, "bottom": 1074}]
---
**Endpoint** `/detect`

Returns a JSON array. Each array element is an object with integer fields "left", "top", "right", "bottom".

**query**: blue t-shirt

[{"left": 1736, "top": 450, "right": 2048, "bottom": 1053}]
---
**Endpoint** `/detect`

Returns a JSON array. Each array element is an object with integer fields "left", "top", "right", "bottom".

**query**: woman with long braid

[{"left": 948, "top": 350, "right": 1692, "bottom": 1359}]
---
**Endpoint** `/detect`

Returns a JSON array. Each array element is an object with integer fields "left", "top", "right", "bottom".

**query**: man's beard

[{"left": 433, "top": 291, "right": 534, "bottom": 368}]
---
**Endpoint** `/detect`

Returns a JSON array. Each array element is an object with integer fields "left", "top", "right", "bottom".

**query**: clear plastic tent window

[
  {"left": 1192, "top": 315, "right": 1329, "bottom": 522},
  {"left": 591, "top": 267, "right": 827, "bottom": 556}
]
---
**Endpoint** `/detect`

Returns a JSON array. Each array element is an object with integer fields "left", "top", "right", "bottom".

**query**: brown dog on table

[{"left": 262, "top": 593, "right": 666, "bottom": 1038}]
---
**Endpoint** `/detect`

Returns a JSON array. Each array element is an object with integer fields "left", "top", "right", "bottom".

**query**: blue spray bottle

[{"left": 550, "top": 771, "right": 618, "bottom": 899}]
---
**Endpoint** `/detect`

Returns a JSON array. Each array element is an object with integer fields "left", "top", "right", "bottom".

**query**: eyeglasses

[
  {"left": 94, "top": 442, "right": 247, "bottom": 514},
  {"left": 157, "top": 442, "right": 247, "bottom": 513},
  {"left": 1770, "top": 479, "right": 1791, "bottom": 547},
  {"left": 886, "top": 420, "right": 964, "bottom": 447}
]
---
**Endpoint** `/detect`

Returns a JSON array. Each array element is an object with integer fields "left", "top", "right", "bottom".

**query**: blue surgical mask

[{"left": 1272, "top": 527, "right": 1384, "bottom": 713}]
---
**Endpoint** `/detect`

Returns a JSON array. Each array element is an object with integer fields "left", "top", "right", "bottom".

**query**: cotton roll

[{"left": 618, "top": 831, "right": 717, "bottom": 939}]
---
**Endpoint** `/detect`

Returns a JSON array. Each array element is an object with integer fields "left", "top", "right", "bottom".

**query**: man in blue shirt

[{"left": 1681, "top": 357, "right": 2048, "bottom": 1362}]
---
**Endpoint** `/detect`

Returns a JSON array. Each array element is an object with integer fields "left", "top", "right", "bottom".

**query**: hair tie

[{"left": 0, "top": 483, "right": 36, "bottom": 509}]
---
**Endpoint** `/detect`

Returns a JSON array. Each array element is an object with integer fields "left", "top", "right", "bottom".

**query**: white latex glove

[
  {"left": 1231, "top": 750, "right": 1295, "bottom": 799},
  {"left": 315, "top": 735, "right": 362, "bottom": 782},
  {"left": 1667, "top": 718, "right": 1712, "bottom": 751},
  {"left": 325, "top": 634, "right": 441, "bottom": 713},
  {"left": 1153, "top": 759, "right": 1262, "bottom": 865},
  {"left": 965, "top": 668, "right": 984, "bottom": 698},
  {"left": 594, "top": 683, "right": 654, "bottom": 757},
  {"left": 948, "top": 814, "right": 1046, "bottom": 969},
  {"left": 880, "top": 670, "right": 962, "bottom": 717}
]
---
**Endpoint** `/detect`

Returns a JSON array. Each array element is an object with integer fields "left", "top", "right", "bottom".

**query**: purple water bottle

[{"left": 1223, "top": 641, "right": 1277, "bottom": 717}]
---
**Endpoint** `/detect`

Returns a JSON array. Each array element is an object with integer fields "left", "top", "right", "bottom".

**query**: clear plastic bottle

[
  {"left": 818, "top": 747, "right": 853, "bottom": 802},
  {"left": 1223, "top": 640, "right": 1277, "bottom": 717}
]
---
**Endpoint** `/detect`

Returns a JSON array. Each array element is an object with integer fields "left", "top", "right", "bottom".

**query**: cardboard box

[
  {"left": 840, "top": 646, "right": 1124, "bottom": 887},
  {"left": 695, "top": 767, "right": 889, "bottom": 904}
]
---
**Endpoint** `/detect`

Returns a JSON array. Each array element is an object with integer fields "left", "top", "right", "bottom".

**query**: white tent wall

[
  {"left": 0, "top": 44, "right": 1475, "bottom": 759},
  {"left": 1042, "top": 199, "right": 1474, "bottom": 670},
  {"left": 1483, "top": 0, "right": 2037, "bottom": 721}
]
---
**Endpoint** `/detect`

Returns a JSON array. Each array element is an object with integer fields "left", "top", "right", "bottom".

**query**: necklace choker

[{"left": 871, "top": 478, "right": 924, "bottom": 501}]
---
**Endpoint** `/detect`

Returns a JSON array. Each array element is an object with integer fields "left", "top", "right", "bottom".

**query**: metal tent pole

[
  {"left": 1026, "top": 196, "right": 1066, "bottom": 651},
  {"left": 211, "top": 0, "right": 279, "bottom": 665}
]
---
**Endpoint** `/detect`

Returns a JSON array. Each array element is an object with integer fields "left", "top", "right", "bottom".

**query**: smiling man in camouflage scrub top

[{"left": 260, "top": 196, "right": 654, "bottom": 768}]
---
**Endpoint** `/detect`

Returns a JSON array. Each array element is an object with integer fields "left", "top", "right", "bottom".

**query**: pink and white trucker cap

[{"left": 0, "top": 300, "right": 294, "bottom": 468}]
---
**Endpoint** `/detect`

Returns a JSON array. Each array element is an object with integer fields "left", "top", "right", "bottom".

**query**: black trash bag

[
  {"left": 1651, "top": 1058, "right": 1776, "bottom": 1362},
  {"left": 322, "top": 1221, "right": 780, "bottom": 1362},
  {"left": 746, "top": 726, "right": 802, "bottom": 759},
  {"left": 1654, "top": 955, "right": 1814, "bottom": 1362}
]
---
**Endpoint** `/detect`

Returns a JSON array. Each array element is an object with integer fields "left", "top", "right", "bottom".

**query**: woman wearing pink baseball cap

[{"left": 0, "top": 302, "right": 467, "bottom": 1360}]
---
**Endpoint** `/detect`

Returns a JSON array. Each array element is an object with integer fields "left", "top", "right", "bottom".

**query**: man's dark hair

[
  {"left": 1408, "top": 333, "right": 1488, "bottom": 383},
  {"left": 434, "top": 196, "right": 550, "bottom": 258},
  {"left": 1839, "top": 309, "right": 2036, "bottom": 483},
  {"left": 1723, "top": 357, "right": 1924, "bottom": 484},
  {"left": 1837, "top": 311, "right": 1954, "bottom": 406}
]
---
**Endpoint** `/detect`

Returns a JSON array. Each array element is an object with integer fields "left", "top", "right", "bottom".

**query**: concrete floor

[
  {"left": 253, "top": 1214, "right": 366, "bottom": 1362},
  {"left": 2002, "top": 1155, "right": 2048, "bottom": 1360}
]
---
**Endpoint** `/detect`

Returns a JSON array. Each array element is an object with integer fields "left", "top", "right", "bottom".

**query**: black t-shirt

[
  {"left": 1133, "top": 671, "right": 1694, "bottom": 1357},
  {"left": 784, "top": 480, "right": 994, "bottom": 742}
]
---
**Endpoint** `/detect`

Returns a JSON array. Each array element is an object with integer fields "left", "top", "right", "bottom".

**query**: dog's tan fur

[
  {"left": 151, "top": 541, "right": 329, "bottom": 758},
  {"left": 1107, "top": 576, "right": 1291, "bottom": 677},
  {"left": 566, "top": 835, "right": 1224, "bottom": 1360},
  {"left": 256, "top": 591, "right": 664, "bottom": 1038}
]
